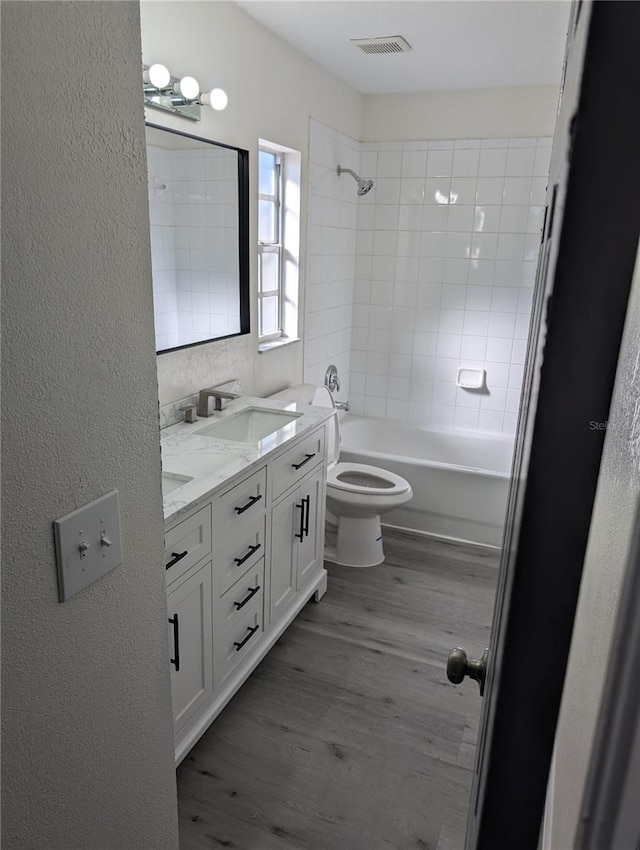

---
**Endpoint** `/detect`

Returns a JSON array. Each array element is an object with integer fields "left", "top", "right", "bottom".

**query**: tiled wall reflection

[{"left": 147, "top": 145, "right": 239, "bottom": 351}]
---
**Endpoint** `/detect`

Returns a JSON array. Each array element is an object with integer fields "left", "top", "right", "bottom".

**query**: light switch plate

[{"left": 54, "top": 489, "right": 123, "bottom": 602}]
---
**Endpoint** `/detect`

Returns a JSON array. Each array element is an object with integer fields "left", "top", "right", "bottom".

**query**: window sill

[{"left": 258, "top": 336, "right": 301, "bottom": 354}]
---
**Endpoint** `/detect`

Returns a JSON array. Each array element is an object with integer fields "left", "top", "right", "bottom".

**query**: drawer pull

[
  {"left": 234, "top": 494, "right": 263, "bottom": 515},
  {"left": 166, "top": 550, "right": 188, "bottom": 570},
  {"left": 168, "top": 614, "right": 180, "bottom": 672},
  {"left": 295, "top": 501, "right": 305, "bottom": 541},
  {"left": 234, "top": 543, "right": 261, "bottom": 567},
  {"left": 233, "top": 624, "right": 259, "bottom": 651},
  {"left": 292, "top": 452, "right": 316, "bottom": 471},
  {"left": 233, "top": 585, "right": 261, "bottom": 611}
]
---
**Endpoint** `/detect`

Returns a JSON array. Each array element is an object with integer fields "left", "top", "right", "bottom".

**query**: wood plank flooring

[{"left": 177, "top": 529, "right": 499, "bottom": 850}]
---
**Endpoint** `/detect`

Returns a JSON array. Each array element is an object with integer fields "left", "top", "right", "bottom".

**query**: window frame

[{"left": 258, "top": 148, "right": 284, "bottom": 342}]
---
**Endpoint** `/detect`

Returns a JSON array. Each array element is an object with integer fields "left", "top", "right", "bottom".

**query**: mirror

[{"left": 145, "top": 123, "right": 249, "bottom": 353}]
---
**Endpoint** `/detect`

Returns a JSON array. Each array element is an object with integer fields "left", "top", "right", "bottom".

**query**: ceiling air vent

[{"left": 351, "top": 35, "right": 412, "bottom": 55}]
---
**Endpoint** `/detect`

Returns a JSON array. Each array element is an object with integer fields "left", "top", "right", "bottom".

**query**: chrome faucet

[
  {"left": 197, "top": 385, "right": 240, "bottom": 417},
  {"left": 325, "top": 364, "right": 340, "bottom": 393}
]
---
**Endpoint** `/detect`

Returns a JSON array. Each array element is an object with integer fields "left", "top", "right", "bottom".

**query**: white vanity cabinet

[{"left": 163, "top": 420, "right": 329, "bottom": 763}]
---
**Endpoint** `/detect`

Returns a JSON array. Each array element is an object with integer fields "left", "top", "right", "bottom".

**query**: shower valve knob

[{"left": 446, "top": 647, "right": 489, "bottom": 696}]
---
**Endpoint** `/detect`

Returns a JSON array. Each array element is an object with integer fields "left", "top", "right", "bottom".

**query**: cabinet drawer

[
  {"left": 214, "top": 605, "right": 264, "bottom": 689},
  {"left": 213, "top": 467, "right": 267, "bottom": 544},
  {"left": 271, "top": 427, "right": 325, "bottom": 501},
  {"left": 216, "top": 517, "right": 265, "bottom": 597},
  {"left": 214, "top": 560, "right": 264, "bottom": 636},
  {"left": 165, "top": 504, "right": 212, "bottom": 583}
]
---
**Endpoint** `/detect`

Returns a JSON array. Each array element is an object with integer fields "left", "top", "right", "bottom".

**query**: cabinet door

[
  {"left": 270, "top": 489, "right": 301, "bottom": 622},
  {"left": 167, "top": 561, "right": 214, "bottom": 736},
  {"left": 297, "top": 467, "right": 325, "bottom": 591}
]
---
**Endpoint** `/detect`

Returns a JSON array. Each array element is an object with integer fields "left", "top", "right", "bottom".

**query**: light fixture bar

[{"left": 142, "top": 64, "right": 228, "bottom": 122}]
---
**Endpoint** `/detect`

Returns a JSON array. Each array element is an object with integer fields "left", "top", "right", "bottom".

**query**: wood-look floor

[{"left": 177, "top": 529, "right": 499, "bottom": 850}]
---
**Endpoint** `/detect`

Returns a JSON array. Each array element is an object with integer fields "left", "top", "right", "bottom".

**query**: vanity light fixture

[{"left": 143, "top": 64, "right": 228, "bottom": 122}]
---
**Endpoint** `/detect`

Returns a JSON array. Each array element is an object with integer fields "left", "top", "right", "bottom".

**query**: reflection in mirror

[{"left": 145, "top": 123, "right": 249, "bottom": 353}]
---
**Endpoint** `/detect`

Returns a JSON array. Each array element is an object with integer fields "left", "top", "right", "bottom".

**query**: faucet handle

[{"left": 179, "top": 405, "right": 198, "bottom": 423}]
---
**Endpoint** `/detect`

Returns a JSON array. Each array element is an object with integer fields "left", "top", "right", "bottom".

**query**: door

[
  {"left": 269, "top": 489, "right": 299, "bottom": 622},
  {"left": 167, "top": 561, "right": 214, "bottom": 735},
  {"left": 450, "top": 3, "right": 640, "bottom": 847},
  {"left": 296, "top": 467, "right": 325, "bottom": 590}
]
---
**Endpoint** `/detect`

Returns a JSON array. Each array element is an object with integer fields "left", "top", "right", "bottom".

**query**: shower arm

[{"left": 337, "top": 165, "right": 358, "bottom": 181}]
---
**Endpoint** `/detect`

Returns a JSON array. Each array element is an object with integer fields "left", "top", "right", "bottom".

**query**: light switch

[{"left": 54, "top": 489, "right": 123, "bottom": 602}]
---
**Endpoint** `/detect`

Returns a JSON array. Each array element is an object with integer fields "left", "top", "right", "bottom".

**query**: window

[
  {"left": 257, "top": 140, "right": 301, "bottom": 350},
  {"left": 258, "top": 149, "right": 283, "bottom": 340}
]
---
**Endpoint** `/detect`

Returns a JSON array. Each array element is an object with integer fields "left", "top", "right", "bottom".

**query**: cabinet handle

[
  {"left": 292, "top": 452, "right": 316, "bottom": 471},
  {"left": 234, "top": 493, "right": 262, "bottom": 515},
  {"left": 233, "top": 624, "right": 259, "bottom": 651},
  {"left": 295, "top": 501, "right": 305, "bottom": 541},
  {"left": 233, "top": 585, "right": 261, "bottom": 611},
  {"left": 234, "top": 542, "right": 261, "bottom": 567},
  {"left": 166, "top": 550, "right": 188, "bottom": 570},
  {"left": 168, "top": 614, "right": 180, "bottom": 672},
  {"left": 303, "top": 495, "right": 311, "bottom": 538}
]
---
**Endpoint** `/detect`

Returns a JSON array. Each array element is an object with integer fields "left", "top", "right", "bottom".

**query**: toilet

[{"left": 269, "top": 384, "right": 412, "bottom": 567}]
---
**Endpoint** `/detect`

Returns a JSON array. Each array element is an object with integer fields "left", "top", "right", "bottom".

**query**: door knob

[{"left": 447, "top": 647, "right": 489, "bottom": 696}]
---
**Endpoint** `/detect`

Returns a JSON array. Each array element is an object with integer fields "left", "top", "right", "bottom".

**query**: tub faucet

[
  {"left": 197, "top": 385, "right": 239, "bottom": 416},
  {"left": 335, "top": 400, "right": 350, "bottom": 412}
]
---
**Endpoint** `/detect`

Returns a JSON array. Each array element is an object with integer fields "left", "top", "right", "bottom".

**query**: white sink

[
  {"left": 196, "top": 407, "right": 303, "bottom": 443},
  {"left": 161, "top": 471, "right": 193, "bottom": 498}
]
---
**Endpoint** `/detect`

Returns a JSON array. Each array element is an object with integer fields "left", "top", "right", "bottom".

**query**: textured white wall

[
  {"left": 549, "top": 240, "right": 640, "bottom": 847},
  {"left": 363, "top": 86, "right": 560, "bottom": 142},
  {"left": 2, "top": 3, "right": 179, "bottom": 848},
  {"left": 140, "top": 0, "right": 364, "bottom": 403}
]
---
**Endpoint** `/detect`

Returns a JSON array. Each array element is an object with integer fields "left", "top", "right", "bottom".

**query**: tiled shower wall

[
  {"left": 349, "top": 137, "right": 551, "bottom": 435},
  {"left": 303, "top": 120, "right": 360, "bottom": 399},
  {"left": 304, "top": 123, "right": 551, "bottom": 436},
  {"left": 148, "top": 145, "right": 240, "bottom": 351}
]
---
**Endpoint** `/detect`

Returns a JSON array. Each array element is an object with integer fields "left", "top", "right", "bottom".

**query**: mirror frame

[{"left": 145, "top": 122, "right": 250, "bottom": 354}]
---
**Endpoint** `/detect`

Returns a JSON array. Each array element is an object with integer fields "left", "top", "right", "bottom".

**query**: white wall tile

[
  {"left": 441, "top": 281, "right": 467, "bottom": 307},
  {"left": 478, "top": 148, "right": 507, "bottom": 177},
  {"left": 452, "top": 148, "right": 480, "bottom": 177},
  {"left": 401, "top": 150, "right": 428, "bottom": 178},
  {"left": 473, "top": 205, "right": 502, "bottom": 233},
  {"left": 450, "top": 177, "right": 477, "bottom": 205},
  {"left": 426, "top": 149, "right": 453, "bottom": 176},
  {"left": 503, "top": 176, "right": 533, "bottom": 205},
  {"left": 424, "top": 177, "right": 451, "bottom": 205},
  {"left": 476, "top": 177, "right": 504, "bottom": 205}
]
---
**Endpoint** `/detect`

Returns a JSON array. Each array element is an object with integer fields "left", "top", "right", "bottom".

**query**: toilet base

[{"left": 326, "top": 515, "right": 385, "bottom": 567}]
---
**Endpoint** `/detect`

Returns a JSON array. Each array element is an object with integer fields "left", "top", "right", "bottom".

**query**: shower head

[{"left": 336, "top": 165, "right": 374, "bottom": 196}]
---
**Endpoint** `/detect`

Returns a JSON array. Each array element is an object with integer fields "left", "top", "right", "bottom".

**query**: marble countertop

[{"left": 161, "top": 395, "right": 333, "bottom": 525}]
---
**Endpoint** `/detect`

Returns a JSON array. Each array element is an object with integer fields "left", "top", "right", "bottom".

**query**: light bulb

[
  {"left": 201, "top": 88, "right": 228, "bottom": 111},
  {"left": 176, "top": 75, "right": 200, "bottom": 101},
  {"left": 145, "top": 63, "right": 170, "bottom": 89}
]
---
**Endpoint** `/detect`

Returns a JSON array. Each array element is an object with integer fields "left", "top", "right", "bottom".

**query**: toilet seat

[{"left": 327, "top": 461, "right": 411, "bottom": 496}]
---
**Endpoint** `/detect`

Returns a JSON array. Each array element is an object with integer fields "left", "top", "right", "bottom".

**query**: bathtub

[{"left": 338, "top": 416, "right": 514, "bottom": 548}]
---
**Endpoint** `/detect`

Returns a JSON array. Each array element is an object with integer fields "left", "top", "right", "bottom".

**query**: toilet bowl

[{"left": 268, "top": 384, "right": 412, "bottom": 567}]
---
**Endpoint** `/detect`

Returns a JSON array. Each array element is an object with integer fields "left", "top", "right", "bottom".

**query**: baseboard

[{"left": 381, "top": 521, "right": 502, "bottom": 552}]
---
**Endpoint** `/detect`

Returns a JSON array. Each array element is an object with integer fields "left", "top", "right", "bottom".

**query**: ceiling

[{"left": 236, "top": 0, "right": 571, "bottom": 95}]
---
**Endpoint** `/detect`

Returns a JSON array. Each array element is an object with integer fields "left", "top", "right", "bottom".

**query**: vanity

[{"left": 161, "top": 395, "right": 332, "bottom": 763}]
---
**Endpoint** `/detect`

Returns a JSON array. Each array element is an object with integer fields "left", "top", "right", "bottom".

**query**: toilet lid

[{"left": 327, "top": 462, "right": 411, "bottom": 495}]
